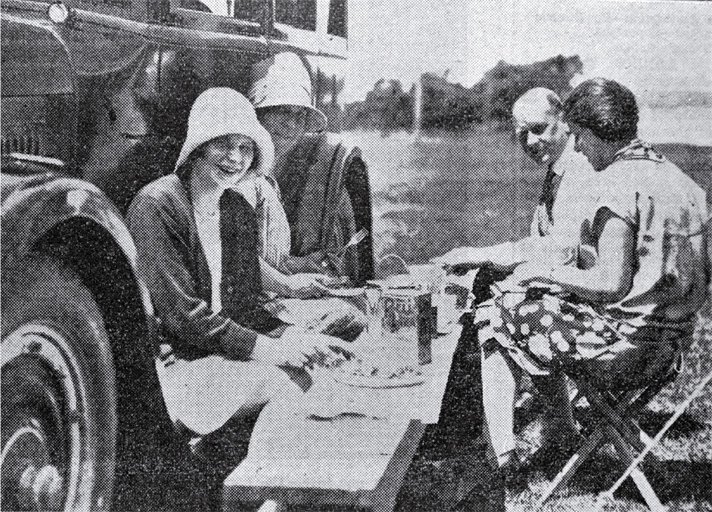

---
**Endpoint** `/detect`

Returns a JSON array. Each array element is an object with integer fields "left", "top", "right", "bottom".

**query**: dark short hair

[{"left": 563, "top": 78, "right": 638, "bottom": 142}]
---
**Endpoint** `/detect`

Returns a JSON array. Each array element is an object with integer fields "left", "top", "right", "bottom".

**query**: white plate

[{"left": 314, "top": 281, "right": 366, "bottom": 297}]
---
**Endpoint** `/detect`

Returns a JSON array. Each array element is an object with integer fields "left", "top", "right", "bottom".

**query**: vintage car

[{"left": 1, "top": 0, "right": 371, "bottom": 509}]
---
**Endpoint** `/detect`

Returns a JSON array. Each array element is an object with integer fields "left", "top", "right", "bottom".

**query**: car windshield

[
  {"left": 276, "top": 0, "right": 316, "bottom": 31},
  {"left": 177, "top": 0, "right": 346, "bottom": 38},
  {"left": 327, "top": 0, "right": 347, "bottom": 38}
]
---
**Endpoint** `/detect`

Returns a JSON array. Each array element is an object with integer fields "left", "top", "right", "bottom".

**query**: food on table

[{"left": 314, "top": 354, "right": 424, "bottom": 388}]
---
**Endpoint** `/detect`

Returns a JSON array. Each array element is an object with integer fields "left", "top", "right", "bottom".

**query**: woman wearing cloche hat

[
  {"left": 249, "top": 51, "right": 327, "bottom": 160},
  {"left": 126, "top": 87, "right": 350, "bottom": 436},
  {"left": 249, "top": 52, "right": 374, "bottom": 285}
]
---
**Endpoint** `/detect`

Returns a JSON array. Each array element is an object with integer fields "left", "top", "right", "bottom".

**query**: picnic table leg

[{"left": 606, "top": 426, "right": 666, "bottom": 512}]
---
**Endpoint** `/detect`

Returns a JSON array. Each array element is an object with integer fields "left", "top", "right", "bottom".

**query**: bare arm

[
  {"left": 434, "top": 237, "right": 548, "bottom": 270},
  {"left": 517, "top": 208, "right": 635, "bottom": 303}
]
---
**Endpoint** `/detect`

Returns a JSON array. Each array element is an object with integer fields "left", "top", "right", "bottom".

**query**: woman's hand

[
  {"left": 281, "top": 273, "right": 327, "bottom": 299},
  {"left": 278, "top": 327, "right": 355, "bottom": 367},
  {"left": 317, "top": 309, "right": 366, "bottom": 341},
  {"left": 261, "top": 258, "right": 336, "bottom": 299},
  {"left": 251, "top": 334, "right": 311, "bottom": 368},
  {"left": 250, "top": 329, "right": 355, "bottom": 369}
]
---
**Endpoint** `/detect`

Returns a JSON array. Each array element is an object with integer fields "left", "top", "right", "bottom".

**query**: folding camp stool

[{"left": 535, "top": 352, "right": 683, "bottom": 512}]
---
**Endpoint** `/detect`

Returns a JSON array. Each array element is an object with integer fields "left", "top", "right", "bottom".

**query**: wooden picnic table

[{"left": 222, "top": 323, "right": 463, "bottom": 512}]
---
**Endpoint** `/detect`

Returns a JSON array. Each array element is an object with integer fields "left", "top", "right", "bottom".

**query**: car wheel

[{"left": 1, "top": 255, "right": 116, "bottom": 511}]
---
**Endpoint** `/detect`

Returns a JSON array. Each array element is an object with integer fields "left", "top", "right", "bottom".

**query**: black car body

[{"left": 1, "top": 1, "right": 369, "bottom": 509}]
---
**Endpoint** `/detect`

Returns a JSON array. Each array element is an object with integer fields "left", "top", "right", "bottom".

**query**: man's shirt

[{"left": 531, "top": 137, "right": 597, "bottom": 251}]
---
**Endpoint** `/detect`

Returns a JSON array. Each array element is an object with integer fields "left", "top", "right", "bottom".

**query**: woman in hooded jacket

[{"left": 127, "top": 88, "right": 347, "bottom": 436}]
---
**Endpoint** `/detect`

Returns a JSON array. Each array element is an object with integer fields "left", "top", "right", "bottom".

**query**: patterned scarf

[{"left": 612, "top": 139, "right": 666, "bottom": 164}]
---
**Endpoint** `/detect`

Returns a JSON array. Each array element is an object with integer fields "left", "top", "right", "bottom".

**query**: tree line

[{"left": 343, "top": 54, "right": 583, "bottom": 131}]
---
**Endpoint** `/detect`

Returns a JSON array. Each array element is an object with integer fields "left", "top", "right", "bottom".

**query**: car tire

[{"left": 1, "top": 254, "right": 116, "bottom": 511}]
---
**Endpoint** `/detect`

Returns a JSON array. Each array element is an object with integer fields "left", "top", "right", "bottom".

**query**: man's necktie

[{"left": 539, "top": 165, "right": 562, "bottom": 224}]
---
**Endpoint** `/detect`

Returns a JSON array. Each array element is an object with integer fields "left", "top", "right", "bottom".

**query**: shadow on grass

[
  {"left": 530, "top": 446, "right": 712, "bottom": 506},
  {"left": 394, "top": 455, "right": 506, "bottom": 512},
  {"left": 612, "top": 460, "right": 712, "bottom": 505},
  {"left": 637, "top": 409, "right": 710, "bottom": 439}
]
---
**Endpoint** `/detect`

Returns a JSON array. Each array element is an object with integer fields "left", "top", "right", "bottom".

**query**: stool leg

[
  {"left": 535, "top": 428, "right": 605, "bottom": 510},
  {"left": 607, "top": 426, "right": 666, "bottom": 512},
  {"left": 628, "top": 419, "right": 667, "bottom": 460},
  {"left": 580, "top": 382, "right": 647, "bottom": 452}
]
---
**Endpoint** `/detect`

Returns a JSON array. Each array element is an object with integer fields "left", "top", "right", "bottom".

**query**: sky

[{"left": 344, "top": 0, "right": 712, "bottom": 103}]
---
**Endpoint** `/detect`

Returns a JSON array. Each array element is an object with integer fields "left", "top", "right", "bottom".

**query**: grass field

[
  {"left": 344, "top": 128, "right": 712, "bottom": 511},
  {"left": 346, "top": 128, "right": 544, "bottom": 262}
]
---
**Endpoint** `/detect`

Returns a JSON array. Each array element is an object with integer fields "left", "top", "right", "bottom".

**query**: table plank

[
  {"left": 223, "top": 420, "right": 425, "bottom": 510},
  {"left": 223, "top": 325, "right": 463, "bottom": 511}
]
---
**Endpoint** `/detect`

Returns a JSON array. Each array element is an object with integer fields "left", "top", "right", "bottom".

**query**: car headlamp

[{"left": 47, "top": 1, "right": 72, "bottom": 24}]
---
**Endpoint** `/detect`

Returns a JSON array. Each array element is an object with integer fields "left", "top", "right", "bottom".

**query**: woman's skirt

[
  {"left": 476, "top": 291, "right": 686, "bottom": 388},
  {"left": 156, "top": 355, "right": 297, "bottom": 436}
]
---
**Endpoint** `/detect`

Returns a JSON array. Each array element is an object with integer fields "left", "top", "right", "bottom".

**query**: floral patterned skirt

[{"left": 475, "top": 290, "right": 685, "bottom": 382}]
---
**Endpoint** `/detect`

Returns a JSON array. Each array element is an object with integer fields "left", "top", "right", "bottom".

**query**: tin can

[{"left": 380, "top": 288, "right": 433, "bottom": 365}]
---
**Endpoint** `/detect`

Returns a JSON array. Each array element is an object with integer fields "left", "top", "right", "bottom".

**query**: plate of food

[{"left": 329, "top": 359, "right": 425, "bottom": 388}]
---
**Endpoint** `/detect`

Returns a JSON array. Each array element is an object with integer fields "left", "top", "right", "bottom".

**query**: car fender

[{"left": 1, "top": 170, "right": 153, "bottom": 318}]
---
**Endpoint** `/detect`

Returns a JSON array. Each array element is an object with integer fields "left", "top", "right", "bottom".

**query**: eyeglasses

[
  {"left": 206, "top": 136, "right": 255, "bottom": 158},
  {"left": 267, "top": 106, "right": 308, "bottom": 123},
  {"left": 516, "top": 122, "right": 549, "bottom": 139}
]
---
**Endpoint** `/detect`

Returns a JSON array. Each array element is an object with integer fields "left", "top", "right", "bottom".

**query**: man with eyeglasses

[
  {"left": 431, "top": 88, "right": 595, "bottom": 502},
  {"left": 514, "top": 87, "right": 594, "bottom": 242},
  {"left": 250, "top": 52, "right": 373, "bottom": 285},
  {"left": 436, "top": 87, "right": 594, "bottom": 269}
]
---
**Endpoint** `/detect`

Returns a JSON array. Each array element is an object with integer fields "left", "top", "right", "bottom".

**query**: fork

[{"left": 335, "top": 228, "right": 369, "bottom": 258}]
